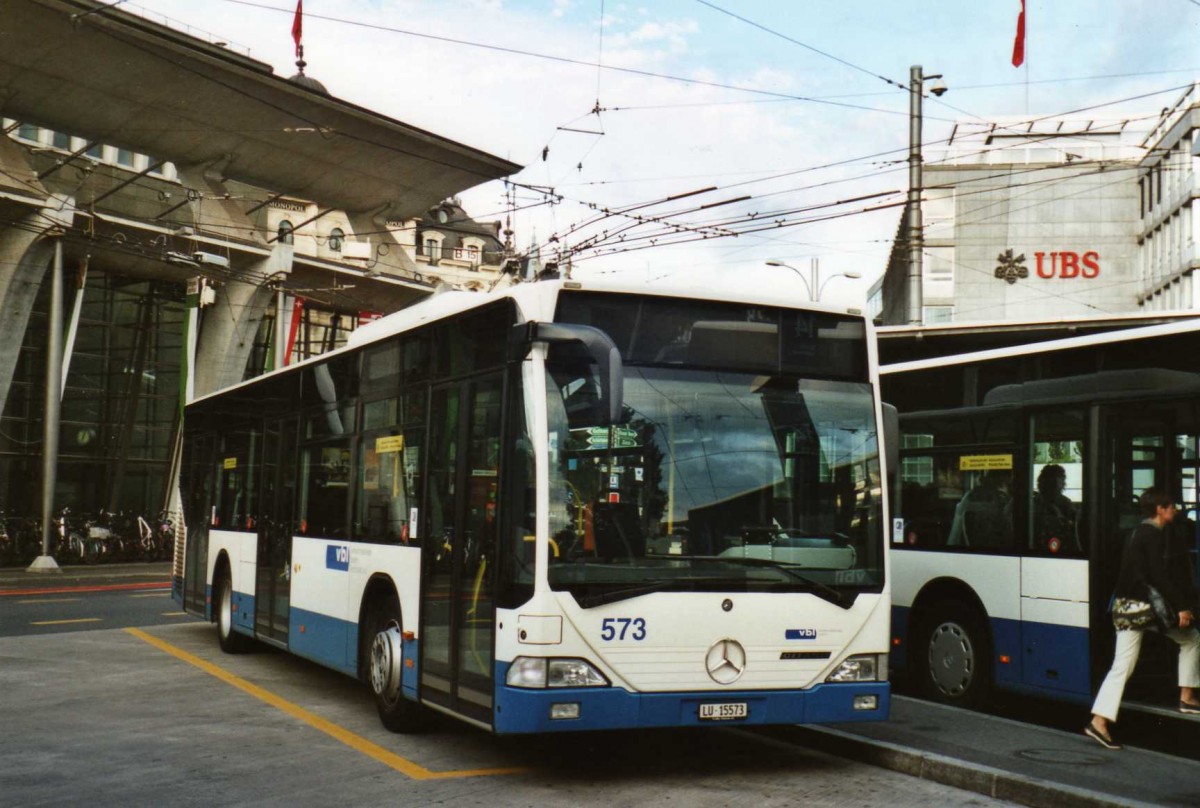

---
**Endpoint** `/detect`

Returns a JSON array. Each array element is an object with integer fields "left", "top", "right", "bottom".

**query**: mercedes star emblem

[{"left": 705, "top": 638, "right": 747, "bottom": 685}]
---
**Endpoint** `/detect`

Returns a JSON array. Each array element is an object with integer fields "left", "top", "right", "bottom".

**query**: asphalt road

[
  {"left": 0, "top": 584, "right": 182, "bottom": 637},
  {"left": 0, "top": 593, "right": 1019, "bottom": 807},
  {"left": 0, "top": 562, "right": 179, "bottom": 637}
]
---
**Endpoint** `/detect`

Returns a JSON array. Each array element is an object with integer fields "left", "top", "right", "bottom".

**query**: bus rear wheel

[
  {"left": 365, "top": 593, "right": 430, "bottom": 733},
  {"left": 215, "top": 567, "right": 251, "bottom": 654},
  {"left": 916, "top": 599, "right": 990, "bottom": 706}
]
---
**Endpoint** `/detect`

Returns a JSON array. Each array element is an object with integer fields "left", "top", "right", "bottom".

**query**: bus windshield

[{"left": 542, "top": 293, "right": 884, "bottom": 608}]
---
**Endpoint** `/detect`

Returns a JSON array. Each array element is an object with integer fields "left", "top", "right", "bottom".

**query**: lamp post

[
  {"left": 766, "top": 259, "right": 861, "bottom": 302},
  {"left": 907, "top": 65, "right": 946, "bottom": 325}
]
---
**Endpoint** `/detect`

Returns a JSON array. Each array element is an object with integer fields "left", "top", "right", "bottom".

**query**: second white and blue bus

[{"left": 882, "top": 315, "right": 1200, "bottom": 711}]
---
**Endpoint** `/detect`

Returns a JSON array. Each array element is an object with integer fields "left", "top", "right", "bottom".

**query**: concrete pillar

[
  {"left": 345, "top": 204, "right": 423, "bottom": 278},
  {"left": 0, "top": 215, "right": 55, "bottom": 416},
  {"left": 192, "top": 270, "right": 275, "bottom": 398}
]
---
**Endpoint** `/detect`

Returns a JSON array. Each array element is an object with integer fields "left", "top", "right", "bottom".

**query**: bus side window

[
  {"left": 1029, "top": 411, "right": 1085, "bottom": 556},
  {"left": 947, "top": 469, "right": 1013, "bottom": 550}
]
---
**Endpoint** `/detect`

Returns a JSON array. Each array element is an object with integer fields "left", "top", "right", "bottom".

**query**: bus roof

[
  {"left": 880, "top": 316, "right": 1200, "bottom": 376},
  {"left": 191, "top": 277, "right": 870, "bottom": 406}
]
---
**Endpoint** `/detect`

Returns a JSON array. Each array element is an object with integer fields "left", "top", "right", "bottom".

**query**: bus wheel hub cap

[
  {"left": 371, "top": 625, "right": 403, "bottom": 701},
  {"left": 929, "top": 623, "right": 971, "bottom": 692}
]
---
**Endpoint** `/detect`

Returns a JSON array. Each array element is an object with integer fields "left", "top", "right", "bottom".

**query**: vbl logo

[
  {"left": 1035, "top": 251, "right": 1100, "bottom": 279},
  {"left": 326, "top": 544, "right": 350, "bottom": 571},
  {"left": 785, "top": 628, "right": 818, "bottom": 640}
]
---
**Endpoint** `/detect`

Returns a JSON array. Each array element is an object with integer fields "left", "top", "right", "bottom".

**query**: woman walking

[{"left": 1085, "top": 487, "right": 1200, "bottom": 750}]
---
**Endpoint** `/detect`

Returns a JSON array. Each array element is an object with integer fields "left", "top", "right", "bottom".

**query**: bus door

[
  {"left": 1020, "top": 409, "right": 1090, "bottom": 695},
  {"left": 255, "top": 416, "right": 299, "bottom": 645},
  {"left": 182, "top": 431, "right": 217, "bottom": 615},
  {"left": 421, "top": 374, "right": 503, "bottom": 725},
  {"left": 1102, "top": 400, "right": 1198, "bottom": 698}
]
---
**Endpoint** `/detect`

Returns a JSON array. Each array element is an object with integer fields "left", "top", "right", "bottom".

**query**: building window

[
  {"left": 16, "top": 123, "right": 41, "bottom": 143},
  {"left": 424, "top": 238, "right": 441, "bottom": 264},
  {"left": 116, "top": 148, "right": 136, "bottom": 169},
  {"left": 328, "top": 227, "right": 344, "bottom": 252},
  {"left": 51, "top": 131, "right": 72, "bottom": 150},
  {"left": 278, "top": 220, "right": 295, "bottom": 245},
  {"left": 85, "top": 142, "right": 104, "bottom": 160}
]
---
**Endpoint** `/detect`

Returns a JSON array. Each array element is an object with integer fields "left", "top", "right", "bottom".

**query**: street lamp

[{"left": 766, "top": 259, "right": 861, "bottom": 302}]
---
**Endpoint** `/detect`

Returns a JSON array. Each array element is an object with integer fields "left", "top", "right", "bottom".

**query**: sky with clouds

[{"left": 121, "top": 0, "right": 1200, "bottom": 303}]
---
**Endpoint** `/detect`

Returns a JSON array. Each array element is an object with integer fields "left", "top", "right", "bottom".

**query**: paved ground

[
  {"left": 0, "top": 621, "right": 1017, "bottom": 807},
  {"left": 3, "top": 561, "right": 1197, "bottom": 807}
]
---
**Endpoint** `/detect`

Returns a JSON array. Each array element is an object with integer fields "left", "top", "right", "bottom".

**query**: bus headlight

[
  {"left": 825, "top": 654, "right": 887, "bottom": 683},
  {"left": 506, "top": 657, "right": 609, "bottom": 688}
]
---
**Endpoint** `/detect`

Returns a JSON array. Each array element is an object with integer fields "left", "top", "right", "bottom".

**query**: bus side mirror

[
  {"left": 882, "top": 403, "right": 899, "bottom": 474},
  {"left": 510, "top": 321, "right": 625, "bottom": 426}
]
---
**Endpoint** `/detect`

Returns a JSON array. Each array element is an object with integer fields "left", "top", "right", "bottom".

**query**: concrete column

[
  {"left": 192, "top": 270, "right": 275, "bottom": 398},
  {"left": 0, "top": 214, "right": 55, "bottom": 417}
]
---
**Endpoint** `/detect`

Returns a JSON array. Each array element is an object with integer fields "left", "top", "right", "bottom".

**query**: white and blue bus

[
  {"left": 882, "top": 316, "right": 1200, "bottom": 710},
  {"left": 174, "top": 278, "right": 892, "bottom": 733}
]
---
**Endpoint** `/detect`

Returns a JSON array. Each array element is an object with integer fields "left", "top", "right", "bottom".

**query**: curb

[{"left": 786, "top": 725, "right": 1155, "bottom": 808}]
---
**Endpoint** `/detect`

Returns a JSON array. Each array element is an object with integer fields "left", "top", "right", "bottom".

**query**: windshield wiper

[
  {"left": 571, "top": 575, "right": 785, "bottom": 609},
  {"left": 696, "top": 557, "right": 848, "bottom": 608}
]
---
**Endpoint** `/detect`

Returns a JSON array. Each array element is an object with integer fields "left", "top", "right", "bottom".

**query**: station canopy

[{"left": 0, "top": 0, "right": 521, "bottom": 219}]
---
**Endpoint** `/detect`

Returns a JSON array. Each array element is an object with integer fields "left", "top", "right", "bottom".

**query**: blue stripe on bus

[
  {"left": 402, "top": 637, "right": 419, "bottom": 699},
  {"left": 492, "top": 664, "right": 889, "bottom": 734},
  {"left": 891, "top": 605, "right": 1090, "bottom": 697},
  {"left": 232, "top": 590, "right": 255, "bottom": 633},
  {"left": 289, "top": 606, "right": 357, "bottom": 677}
]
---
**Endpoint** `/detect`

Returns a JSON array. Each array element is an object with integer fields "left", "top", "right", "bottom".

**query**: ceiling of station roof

[{"left": 0, "top": 0, "right": 522, "bottom": 217}]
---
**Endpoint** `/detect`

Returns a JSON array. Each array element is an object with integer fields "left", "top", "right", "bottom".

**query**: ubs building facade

[{"left": 873, "top": 85, "right": 1200, "bottom": 326}]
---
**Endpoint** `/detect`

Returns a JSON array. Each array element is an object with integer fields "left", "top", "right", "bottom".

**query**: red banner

[{"left": 1012, "top": 0, "right": 1026, "bottom": 67}]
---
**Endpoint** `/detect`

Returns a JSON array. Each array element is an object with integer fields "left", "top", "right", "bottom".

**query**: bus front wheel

[
  {"left": 215, "top": 567, "right": 251, "bottom": 654},
  {"left": 916, "top": 600, "right": 990, "bottom": 707},
  {"left": 365, "top": 594, "right": 430, "bottom": 733}
]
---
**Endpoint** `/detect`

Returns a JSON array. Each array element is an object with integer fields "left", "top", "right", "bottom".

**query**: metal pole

[
  {"left": 31, "top": 240, "right": 64, "bottom": 572},
  {"left": 274, "top": 286, "right": 287, "bottom": 370},
  {"left": 907, "top": 65, "right": 925, "bottom": 325}
]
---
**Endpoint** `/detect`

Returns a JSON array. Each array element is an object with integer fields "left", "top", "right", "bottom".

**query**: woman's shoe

[
  {"left": 1179, "top": 700, "right": 1200, "bottom": 715},
  {"left": 1083, "top": 723, "right": 1121, "bottom": 750}
]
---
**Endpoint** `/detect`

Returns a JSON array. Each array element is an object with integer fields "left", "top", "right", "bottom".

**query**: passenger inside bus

[
  {"left": 946, "top": 470, "right": 1013, "bottom": 549},
  {"left": 1032, "top": 463, "right": 1081, "bottom": 554}
]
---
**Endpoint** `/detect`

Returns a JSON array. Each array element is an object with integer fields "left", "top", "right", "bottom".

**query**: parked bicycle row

[{"left": 0, "top": 508, "right": 175, "bottom": 567}]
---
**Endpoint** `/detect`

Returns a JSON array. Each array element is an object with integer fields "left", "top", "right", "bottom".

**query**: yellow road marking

[
  {"left": 31, "top": 618, "right": 101, "bottom": 626},
  {"left": 124, "top": 628, "right": 528, "bottom": 781},
  {"left": 160, "top": 612, "right": 188, "bottom": 617},
  {"left": 18, "top": 598, "right": 80, "bottom": 604}
]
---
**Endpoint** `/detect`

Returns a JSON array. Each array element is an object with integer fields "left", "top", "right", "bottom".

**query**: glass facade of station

[{"left": 0, "top": 271, "right": 185, "bottom": 518}]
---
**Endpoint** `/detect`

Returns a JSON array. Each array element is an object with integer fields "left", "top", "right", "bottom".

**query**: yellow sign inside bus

[
  {"left": 223, "top": 457, "right": 237, "bottom": 470},
  {"left": 959, "top": 454, "right": 1013, "bottom": 471},
  {"left": 375, "top": 435, "right": 405, "bottom": 454}
]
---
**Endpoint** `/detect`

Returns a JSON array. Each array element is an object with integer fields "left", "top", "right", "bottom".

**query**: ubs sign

[
  {"left": 1034, "top": 251, "right": 1100, "bottom": 279},
  {"left": 995, "top": 249, "right": 1101, "bottom": 284}
]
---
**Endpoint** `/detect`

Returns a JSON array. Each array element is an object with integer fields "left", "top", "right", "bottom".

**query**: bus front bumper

[{"left": 492, "top": 679, "right": 890, "bottom": 734}]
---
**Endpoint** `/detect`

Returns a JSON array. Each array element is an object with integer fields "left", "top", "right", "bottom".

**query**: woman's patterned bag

[{"left": 1112, "top": 597, "right": 1157, "bottom": 631}]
